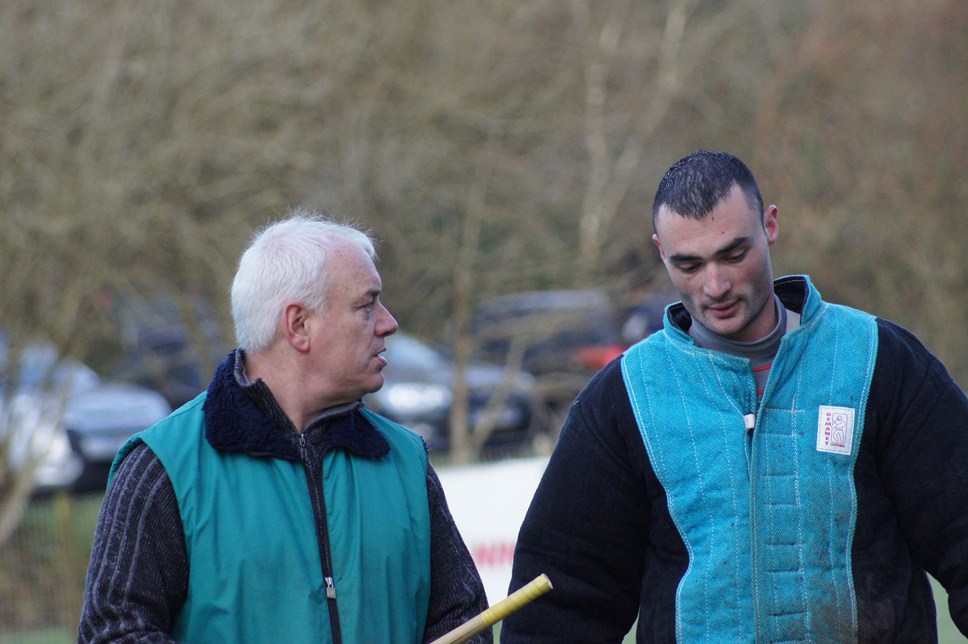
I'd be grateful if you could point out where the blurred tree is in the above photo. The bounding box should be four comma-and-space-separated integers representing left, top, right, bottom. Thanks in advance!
751, 0, 968, 382
0, 0, 964, 478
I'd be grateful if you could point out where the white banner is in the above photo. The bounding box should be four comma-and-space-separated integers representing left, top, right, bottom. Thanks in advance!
436, 456, 548, 604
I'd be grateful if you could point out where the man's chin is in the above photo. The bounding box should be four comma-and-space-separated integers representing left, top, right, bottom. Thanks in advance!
700, 315, 746, 340
365, 375, 386, 394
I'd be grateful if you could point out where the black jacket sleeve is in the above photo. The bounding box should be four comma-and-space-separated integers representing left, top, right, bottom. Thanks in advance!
502, 360, 663, 643
865, 319, 968, 635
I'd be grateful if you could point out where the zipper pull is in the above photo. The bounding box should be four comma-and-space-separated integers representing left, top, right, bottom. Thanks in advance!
744, 413, 756, 434
299, 433, 308, 461
325, 576, 337, 599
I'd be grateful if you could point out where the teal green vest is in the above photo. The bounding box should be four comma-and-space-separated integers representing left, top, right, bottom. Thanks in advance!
112, 398, 431, 643
621, 279, 877, 642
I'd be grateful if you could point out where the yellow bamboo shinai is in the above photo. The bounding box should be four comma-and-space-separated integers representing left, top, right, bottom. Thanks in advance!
429, 574, 553, 644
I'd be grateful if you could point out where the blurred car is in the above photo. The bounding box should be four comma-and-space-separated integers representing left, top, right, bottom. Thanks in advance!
466, 288, 688, 441
1, 339, 171, 494
471, 289, 628, 376
469, 290, 627, 421
113, 292, 229, 409
619, 289, 677, 345
365, 332, 537, 453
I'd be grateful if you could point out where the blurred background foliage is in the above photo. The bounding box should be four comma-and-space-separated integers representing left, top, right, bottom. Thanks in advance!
1, 0, 965, 380
0, 0, 966, 637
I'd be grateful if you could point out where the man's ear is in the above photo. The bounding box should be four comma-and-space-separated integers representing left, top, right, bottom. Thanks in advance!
652, 233, 666, 260
284, 303, 312, 353
764, 205, 779, 246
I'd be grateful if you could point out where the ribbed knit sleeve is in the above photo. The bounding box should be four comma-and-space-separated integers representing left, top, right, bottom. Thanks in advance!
78, 443, 187, 643
423, 463, 493, 643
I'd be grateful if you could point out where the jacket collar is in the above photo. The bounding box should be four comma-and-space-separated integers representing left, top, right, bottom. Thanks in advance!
202, 350, 390, 460
667, 275, 816, 336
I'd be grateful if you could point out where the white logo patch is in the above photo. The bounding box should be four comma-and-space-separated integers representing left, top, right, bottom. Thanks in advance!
816, 406, 855, 455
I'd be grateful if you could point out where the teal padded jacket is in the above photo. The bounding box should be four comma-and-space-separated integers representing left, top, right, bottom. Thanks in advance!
621, 276, 875, 640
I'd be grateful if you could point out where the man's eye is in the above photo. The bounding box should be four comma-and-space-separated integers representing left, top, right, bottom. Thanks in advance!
725, 250, 748, 263
677, 263, 700, 274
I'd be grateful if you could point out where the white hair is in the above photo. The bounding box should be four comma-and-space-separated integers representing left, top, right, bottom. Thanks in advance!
231, 209, 376, 353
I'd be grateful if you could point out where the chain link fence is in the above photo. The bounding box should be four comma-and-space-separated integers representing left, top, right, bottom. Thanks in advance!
1, 492, 102, 643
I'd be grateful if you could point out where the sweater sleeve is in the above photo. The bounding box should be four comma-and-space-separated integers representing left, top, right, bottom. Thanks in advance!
78, 443, 188, 643
423, 462, 492, 643
501, 360, 658, 643
867, 319, 968, 636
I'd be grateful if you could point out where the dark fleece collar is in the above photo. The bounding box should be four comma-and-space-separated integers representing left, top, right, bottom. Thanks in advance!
667, 275, 810, 333
202, 350, 390, 461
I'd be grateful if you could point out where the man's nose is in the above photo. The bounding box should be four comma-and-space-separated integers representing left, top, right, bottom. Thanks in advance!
377, 303, 399, 336
703, 265, 731, 299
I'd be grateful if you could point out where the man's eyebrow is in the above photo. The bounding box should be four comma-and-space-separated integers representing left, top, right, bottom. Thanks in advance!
354, 287, 381, 303
668, 236, 751, 263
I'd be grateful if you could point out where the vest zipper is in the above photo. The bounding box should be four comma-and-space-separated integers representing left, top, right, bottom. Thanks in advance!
742, 412, 756, 475
299, 432, 343, 643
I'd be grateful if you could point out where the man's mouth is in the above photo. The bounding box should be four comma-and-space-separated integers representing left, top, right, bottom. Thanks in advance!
375, 349, 388, 367
706, 300, 740, 319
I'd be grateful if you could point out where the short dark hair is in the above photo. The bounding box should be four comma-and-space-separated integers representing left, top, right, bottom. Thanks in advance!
651, 150, 764, 227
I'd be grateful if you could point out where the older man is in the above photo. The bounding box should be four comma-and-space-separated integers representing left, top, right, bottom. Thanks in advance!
80, 212, 490, 643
